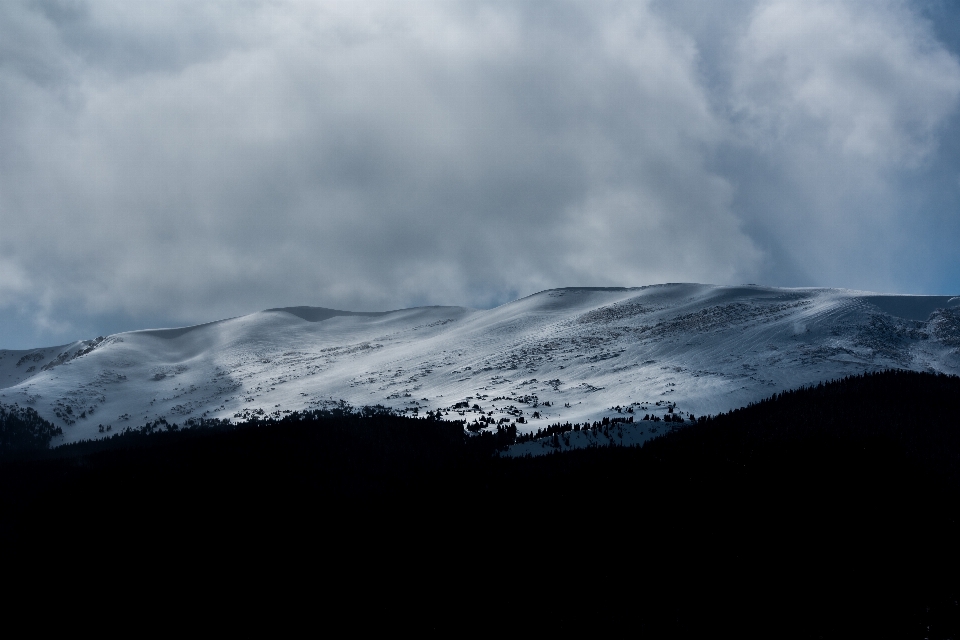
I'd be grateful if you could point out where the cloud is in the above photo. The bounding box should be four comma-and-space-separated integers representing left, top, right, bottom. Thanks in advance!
734, 0, 960, 163
0, 0, 958, 347
721, 0, 960, 287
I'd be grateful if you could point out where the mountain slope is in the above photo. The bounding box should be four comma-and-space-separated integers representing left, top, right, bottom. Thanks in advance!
1, 284, 958, 445
4, 371, 959, 636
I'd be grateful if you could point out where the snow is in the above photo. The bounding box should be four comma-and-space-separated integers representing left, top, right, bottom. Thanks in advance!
863, 295, 956, 321
502, 419, 673, 458
0, 283, 958, 446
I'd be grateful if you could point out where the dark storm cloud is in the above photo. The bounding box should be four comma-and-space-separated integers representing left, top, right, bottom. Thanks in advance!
1, 0, 959, 348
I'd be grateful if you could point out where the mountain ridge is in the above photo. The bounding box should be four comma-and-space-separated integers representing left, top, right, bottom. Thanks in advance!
1, 283, 958, 445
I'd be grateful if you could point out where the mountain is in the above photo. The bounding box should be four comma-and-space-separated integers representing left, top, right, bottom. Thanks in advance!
1, 283, 958, 445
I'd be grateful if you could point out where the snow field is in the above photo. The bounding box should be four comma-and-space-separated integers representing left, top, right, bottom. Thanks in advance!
1, 284, 957, 446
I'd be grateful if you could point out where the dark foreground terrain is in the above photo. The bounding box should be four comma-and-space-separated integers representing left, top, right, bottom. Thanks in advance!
2, 370, 959, 636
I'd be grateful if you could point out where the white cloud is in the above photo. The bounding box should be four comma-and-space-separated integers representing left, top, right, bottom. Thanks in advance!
0, 0, 958, 347
722, 0, 960, 287
733, 0, 960, 164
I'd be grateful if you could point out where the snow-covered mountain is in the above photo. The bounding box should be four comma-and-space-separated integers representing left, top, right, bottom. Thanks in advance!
1, 284, 958, 446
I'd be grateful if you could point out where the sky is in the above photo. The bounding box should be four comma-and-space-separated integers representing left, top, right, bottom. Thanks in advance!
2, 0, 960, 349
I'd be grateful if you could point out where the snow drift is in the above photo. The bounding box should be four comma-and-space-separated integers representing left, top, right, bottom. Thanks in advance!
1, 284, 957, 445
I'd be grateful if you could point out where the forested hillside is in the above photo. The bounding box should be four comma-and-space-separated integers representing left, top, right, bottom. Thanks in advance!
2, 370, 958, 636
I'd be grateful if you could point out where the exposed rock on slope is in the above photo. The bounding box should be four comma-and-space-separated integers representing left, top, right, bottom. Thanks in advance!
1, 284, 957, 445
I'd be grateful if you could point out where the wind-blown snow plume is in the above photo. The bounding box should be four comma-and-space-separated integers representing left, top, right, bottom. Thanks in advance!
1, 284, 957, 445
